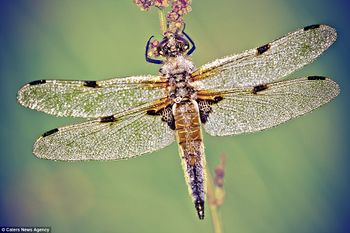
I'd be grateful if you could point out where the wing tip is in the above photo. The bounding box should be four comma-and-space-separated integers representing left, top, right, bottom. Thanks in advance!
33, 134, 68, 161
32, 138, 44, 160
16, 84, 30, 107
329, 78, 341, 98
308, 76, 340, 100
17, 80, 47, 106
303, 24, 337, 44
319, 24, 337, 43
322, 24, 337, 43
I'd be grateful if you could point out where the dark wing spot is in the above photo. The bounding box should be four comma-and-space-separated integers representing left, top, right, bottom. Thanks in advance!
147, 106, 175, 130
198, 97, 224, 123
308, 76, 326, 80
166, 116, 176, 130
83, 81, 99, 88
257, 43, 271, 55
198, 101, 211, 123
304, 24, 320, 31
146, 109, 160, 116
100, 115, 116, 123
199, 111, 210, 124
213, 96, 223, 103
252, 84, 268, 94
42, 128, 59, 137
162, 106, 176, 130
29, 80, 46, 86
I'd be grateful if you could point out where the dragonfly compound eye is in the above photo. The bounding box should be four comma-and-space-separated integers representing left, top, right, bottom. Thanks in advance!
158, 34, 190, 57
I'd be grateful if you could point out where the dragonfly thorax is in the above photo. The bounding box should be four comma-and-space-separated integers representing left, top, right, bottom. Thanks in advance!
161, 56, 196, 102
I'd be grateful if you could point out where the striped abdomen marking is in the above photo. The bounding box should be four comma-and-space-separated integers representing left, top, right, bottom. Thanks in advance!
173, 100, 206, 220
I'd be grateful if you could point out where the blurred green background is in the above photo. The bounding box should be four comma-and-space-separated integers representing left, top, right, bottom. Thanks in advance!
1, 1, 349, 233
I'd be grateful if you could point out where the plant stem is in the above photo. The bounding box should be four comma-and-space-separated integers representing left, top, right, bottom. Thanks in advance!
207, 167, 223, 233
157, 9, 167, 34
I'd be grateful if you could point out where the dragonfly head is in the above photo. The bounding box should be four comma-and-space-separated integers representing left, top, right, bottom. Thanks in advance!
158, 34, 190, 58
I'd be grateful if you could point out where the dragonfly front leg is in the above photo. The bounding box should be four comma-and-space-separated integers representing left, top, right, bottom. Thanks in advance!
145, 36, 164, 64
182, 24, 196, 56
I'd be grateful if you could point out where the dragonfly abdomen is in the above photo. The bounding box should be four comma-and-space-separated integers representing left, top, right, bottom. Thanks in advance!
173, 100, 206, 219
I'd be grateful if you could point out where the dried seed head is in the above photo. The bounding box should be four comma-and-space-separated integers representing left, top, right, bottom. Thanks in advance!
134, 0, 154, 11
134, 0, 192, 35
154, 0, 168, 8
214, 154, 226, 188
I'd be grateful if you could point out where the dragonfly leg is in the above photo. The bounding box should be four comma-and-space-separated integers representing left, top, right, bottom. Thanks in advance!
182, 24, 196, 56
145, 36, 163, 65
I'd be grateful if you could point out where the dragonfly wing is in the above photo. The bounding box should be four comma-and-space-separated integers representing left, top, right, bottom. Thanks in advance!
191, 24, 337, 90
17, 75, 167, 118
200, 77, 339, 136
33, 111, 175, 160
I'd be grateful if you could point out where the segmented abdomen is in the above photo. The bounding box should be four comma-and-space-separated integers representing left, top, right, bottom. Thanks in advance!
173, 100, 206, 219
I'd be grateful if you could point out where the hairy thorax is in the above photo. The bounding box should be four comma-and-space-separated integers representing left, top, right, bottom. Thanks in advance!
160, 56, 197, 103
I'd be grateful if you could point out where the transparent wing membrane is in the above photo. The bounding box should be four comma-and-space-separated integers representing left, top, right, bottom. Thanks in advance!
17, 76, 167, 118
202, 77, 339, 136
18, 23, 340, 166
192, 25, 337, 90
33, 112, 175, 161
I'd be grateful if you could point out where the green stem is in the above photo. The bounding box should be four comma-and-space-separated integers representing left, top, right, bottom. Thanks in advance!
207, 167, 223, 233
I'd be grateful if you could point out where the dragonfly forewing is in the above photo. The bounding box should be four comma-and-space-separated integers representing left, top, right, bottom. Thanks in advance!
191, 24, 337, 90
17, 75, 167, 118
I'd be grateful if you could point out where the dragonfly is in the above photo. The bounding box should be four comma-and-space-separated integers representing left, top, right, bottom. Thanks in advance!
17, 24, 339, 220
